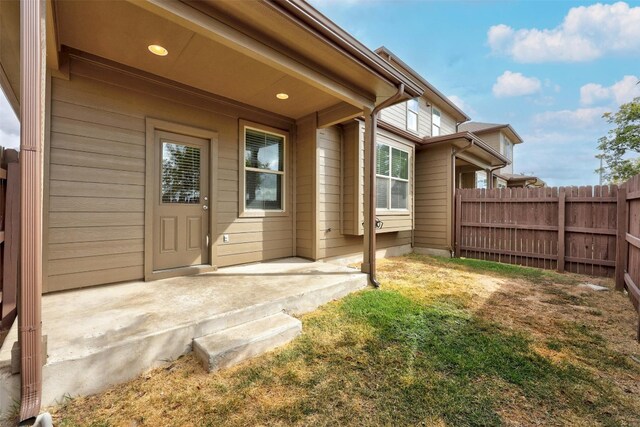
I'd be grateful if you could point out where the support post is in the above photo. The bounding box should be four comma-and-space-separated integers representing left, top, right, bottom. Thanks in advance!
362, 109, 373, 274
615, 186, 628, 291
557, 188, 566, 273
19, 0, 45, 421
455, 191, 462, 257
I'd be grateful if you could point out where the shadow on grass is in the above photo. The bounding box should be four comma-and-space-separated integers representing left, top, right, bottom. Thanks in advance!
333, 289, 630, 426
416, 253, 582, 286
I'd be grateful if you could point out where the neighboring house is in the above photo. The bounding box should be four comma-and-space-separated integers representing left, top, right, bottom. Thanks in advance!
458, 122, 544, 188
0, 0, 428, 419
374, 47, 509, 257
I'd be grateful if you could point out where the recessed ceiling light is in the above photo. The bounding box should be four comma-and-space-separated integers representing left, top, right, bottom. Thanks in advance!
148, 44, 168, 56
276, 93, 289, 100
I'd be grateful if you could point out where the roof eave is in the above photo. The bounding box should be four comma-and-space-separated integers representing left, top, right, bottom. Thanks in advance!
265, 1, 424, 100
374, 46, 471, 122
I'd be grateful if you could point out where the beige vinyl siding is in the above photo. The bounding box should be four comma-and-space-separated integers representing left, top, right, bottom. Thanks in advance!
295, 114, 317, 259
414, 145, 452, 251
439, 108, 457, 135
381, 98, 431, 138
341, 120, 364, 235
46, 72, 293, 292
380, 103, 405, 131
477, 131, 513, 174
318, 124, 412, 260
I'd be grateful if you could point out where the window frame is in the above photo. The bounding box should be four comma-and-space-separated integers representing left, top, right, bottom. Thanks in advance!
375, 142, 410, 212
238, 120, 289, 218
431, 107, 441, 136
406, 98, 419, 133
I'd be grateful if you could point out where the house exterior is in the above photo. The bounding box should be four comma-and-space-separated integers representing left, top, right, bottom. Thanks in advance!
459, 122, 545, 188
374, 48, 509, 257
1, 0, 431, 420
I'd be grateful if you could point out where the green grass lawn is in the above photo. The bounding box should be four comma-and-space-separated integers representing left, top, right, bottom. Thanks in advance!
52, 255, 640, 427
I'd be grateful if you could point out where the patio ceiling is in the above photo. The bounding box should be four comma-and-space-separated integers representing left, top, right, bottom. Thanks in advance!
51, 0, 420, 120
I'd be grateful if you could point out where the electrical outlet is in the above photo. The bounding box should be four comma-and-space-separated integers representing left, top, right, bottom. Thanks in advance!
223, 234, 229, 243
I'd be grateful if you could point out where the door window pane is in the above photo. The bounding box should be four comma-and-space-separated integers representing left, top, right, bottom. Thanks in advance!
161, 142, 200, 204
246, 171, 282, 210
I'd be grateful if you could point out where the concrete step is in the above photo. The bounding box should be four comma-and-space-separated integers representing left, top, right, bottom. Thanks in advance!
193, 312, 302, 372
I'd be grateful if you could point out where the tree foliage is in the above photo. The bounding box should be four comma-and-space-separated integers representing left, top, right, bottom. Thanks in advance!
597, 96, 640, 183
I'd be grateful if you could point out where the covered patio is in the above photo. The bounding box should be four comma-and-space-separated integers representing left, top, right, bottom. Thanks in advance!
0, 258, 366, 412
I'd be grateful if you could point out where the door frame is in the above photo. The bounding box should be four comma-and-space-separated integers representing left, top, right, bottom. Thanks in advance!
144, 118, 219, 281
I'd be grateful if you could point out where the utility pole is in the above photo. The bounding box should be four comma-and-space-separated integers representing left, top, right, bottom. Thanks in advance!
595, 154, 604, 185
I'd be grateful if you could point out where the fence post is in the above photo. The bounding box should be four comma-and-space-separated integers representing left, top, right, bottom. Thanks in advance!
615, 185, 628, 291
557, 188, 566, 273
455, 191, 462, 258
1, 161, 19, 330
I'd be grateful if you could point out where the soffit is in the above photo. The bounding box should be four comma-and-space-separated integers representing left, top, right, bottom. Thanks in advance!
195, 0, 400, 101
55, 0, 342, 119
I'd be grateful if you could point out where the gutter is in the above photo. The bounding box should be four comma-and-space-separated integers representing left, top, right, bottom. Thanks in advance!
487, 163, 507, 189
366, 83, 406, 288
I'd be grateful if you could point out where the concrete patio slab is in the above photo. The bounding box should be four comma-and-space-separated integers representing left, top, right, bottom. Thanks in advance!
0, 258, 366, 417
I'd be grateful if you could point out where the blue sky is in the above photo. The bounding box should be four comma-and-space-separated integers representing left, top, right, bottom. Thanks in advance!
1, 1, 638, 186
310, 0, 640, 186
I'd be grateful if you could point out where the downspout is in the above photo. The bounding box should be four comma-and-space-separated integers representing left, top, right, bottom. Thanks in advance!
487, 163, 507, 189
450, 140, 473, 257
366, 83, 405, 288
19, 0, 45, 421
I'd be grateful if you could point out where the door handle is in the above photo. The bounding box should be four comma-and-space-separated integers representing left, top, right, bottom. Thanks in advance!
203, 205, 208, 211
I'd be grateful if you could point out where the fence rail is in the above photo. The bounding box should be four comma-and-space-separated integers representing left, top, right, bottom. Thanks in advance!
455, 185, 620, 277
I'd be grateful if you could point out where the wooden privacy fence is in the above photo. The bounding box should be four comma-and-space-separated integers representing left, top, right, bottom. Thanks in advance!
455, 186, 620, 277
0, 147, 20, 343
617, 174, 640, 340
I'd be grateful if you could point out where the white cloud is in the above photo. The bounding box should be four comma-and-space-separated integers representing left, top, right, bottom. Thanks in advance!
488, 2, 640, 62
580, 75, 640, 106
0, 91, 19, 149
532, 107, 608, 129
446, 95, 474, 115
492, 71, 541, 98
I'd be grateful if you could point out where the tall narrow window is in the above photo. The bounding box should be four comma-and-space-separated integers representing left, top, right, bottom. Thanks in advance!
376, 143, 409, 210
406, 99, 419, 133
244, 127, 285, 211
432, 108, 441, 136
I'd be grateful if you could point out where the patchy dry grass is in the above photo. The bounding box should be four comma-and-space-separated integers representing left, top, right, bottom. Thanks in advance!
51, 255, 640, 427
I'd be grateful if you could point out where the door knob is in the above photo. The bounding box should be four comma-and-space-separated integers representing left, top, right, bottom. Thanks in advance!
203, 205, 209, 210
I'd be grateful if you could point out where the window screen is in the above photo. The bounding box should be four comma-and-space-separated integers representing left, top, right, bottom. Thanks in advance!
244, 128, 285, 211
406, 99, 419, 133
376, 143, 409, 210
432, 108, 441, 137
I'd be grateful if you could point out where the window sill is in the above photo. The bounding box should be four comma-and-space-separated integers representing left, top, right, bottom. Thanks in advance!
376, 210, 411, 217
239, 209, 289, 218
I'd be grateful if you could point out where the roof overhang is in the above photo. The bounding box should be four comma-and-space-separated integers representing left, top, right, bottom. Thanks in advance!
419, 131, 510, 167
496, 173, 546, 187
469, 124, 524, 144
375, 46, 470, 123
40, 0, 424, 121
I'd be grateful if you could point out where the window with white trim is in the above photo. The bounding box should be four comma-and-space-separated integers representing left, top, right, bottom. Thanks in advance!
376, 143, 409, 210
432, 108, 441, 136
406, 99, 419, 133
501, 135, 513, 161
475, 171, 487, 189
243, 126, 285, 211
